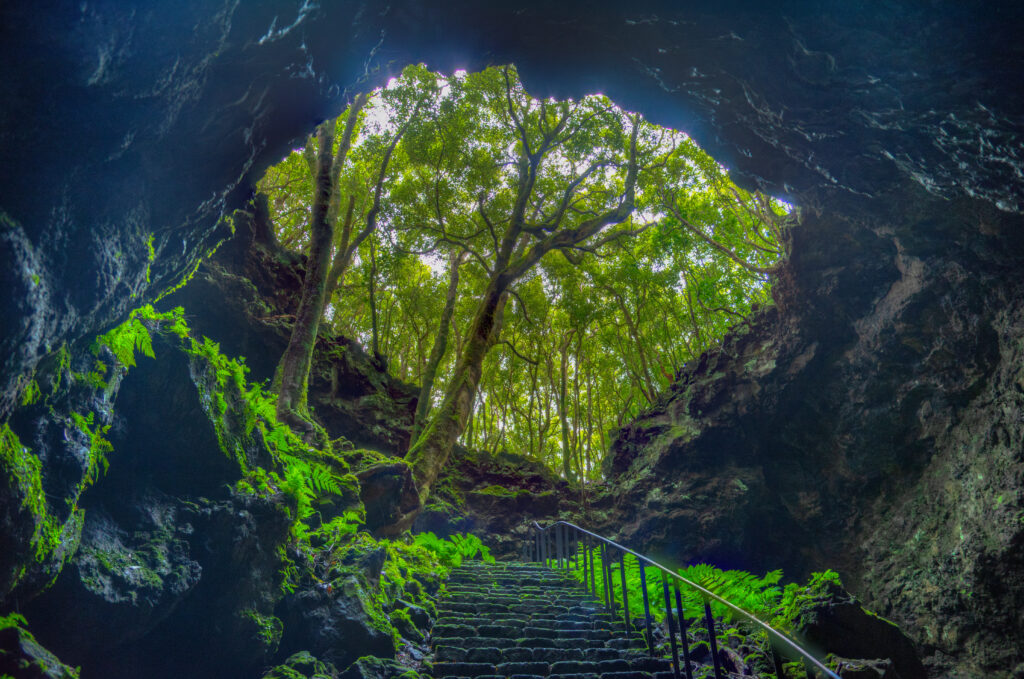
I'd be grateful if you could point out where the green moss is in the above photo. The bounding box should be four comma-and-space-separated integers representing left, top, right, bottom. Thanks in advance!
144, 233, 156, 284
0, 612, 81, 678
260, 651, 337, 679
18, 378, 41, 407
1, 424, 57, 565
69, 412, 113, 485
242, 608, 283, 652
472, 484, 518, 497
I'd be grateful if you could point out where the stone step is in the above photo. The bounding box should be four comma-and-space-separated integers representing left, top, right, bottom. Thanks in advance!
429, 562, 707, 679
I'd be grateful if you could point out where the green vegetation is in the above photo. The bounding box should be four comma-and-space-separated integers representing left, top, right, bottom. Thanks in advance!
259, 63, 789, 498
566, 543, 848, 667
242, 608, 284, 653
0, 424, 59, 569
410, 531, 494, 568
0, 612, 81, 679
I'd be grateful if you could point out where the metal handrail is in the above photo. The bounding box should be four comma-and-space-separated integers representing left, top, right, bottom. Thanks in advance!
526, 520, 841, 679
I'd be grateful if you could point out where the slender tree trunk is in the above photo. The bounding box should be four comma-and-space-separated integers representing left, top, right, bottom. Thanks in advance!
368, 240, 380, 358
557, 330, 575, 481
275, 122, 336, 436
606, 286, 656, 402
411, 250, 465, 444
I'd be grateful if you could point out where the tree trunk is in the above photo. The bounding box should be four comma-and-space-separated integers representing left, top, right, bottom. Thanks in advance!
275, 121, 336, 436
368, 240, 380, 358
406, 282, 507, 499
412, 250, 465, 444
558, 329, 575, 481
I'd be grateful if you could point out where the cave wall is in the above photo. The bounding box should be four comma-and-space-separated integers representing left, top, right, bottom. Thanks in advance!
1, 1, 1023, 677
596, 189, 1024, 675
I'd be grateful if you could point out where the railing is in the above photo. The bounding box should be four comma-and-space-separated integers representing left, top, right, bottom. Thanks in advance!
524, 520, 841, 679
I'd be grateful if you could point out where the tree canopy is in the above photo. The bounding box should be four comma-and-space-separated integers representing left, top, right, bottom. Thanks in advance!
258, 64, 790, 497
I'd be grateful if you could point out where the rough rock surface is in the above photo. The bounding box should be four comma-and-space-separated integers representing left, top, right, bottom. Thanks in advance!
596, 193, 1024, 675
0, 613, 80, 679
5, 231, 419, 677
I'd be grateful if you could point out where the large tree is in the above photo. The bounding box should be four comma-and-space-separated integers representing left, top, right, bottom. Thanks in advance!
260, 64, 790, 511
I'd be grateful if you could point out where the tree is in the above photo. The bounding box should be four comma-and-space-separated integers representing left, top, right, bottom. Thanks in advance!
274, 95, 365, 437
402, 65, 657, 506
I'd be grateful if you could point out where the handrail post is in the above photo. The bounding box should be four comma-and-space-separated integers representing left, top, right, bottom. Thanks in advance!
571, 527, 577, 572
673, 583, 693, 679
638, 559, 655, 656
601, 543, 613, 613
563, 524, 569, 570
587, 537, 597, 597
662, 577, 681, 679
557, 522, 565, 569
703, 598, 725, 679
618, 550, 630, 637
585, 536, 593, 589
771, 642, 787, 679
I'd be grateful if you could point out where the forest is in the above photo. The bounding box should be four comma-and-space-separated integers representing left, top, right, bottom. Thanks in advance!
259, 64, 788, 496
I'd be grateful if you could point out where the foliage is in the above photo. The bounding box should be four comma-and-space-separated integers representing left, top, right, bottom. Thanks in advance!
92, 310, 155, 369
0, 424, 60, 567
410, 531, 495, 568
568, 542, 844, 661
260, 64, 791, 482
69, 412, 113, 485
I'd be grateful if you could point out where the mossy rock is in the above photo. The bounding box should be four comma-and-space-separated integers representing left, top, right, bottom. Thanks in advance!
0, 613, 80, 679
788, 579, 926, 679
338, 655, 419, 679
260, 650, 338, 679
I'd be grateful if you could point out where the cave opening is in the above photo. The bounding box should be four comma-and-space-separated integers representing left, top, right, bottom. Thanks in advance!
255, 62, 792, 484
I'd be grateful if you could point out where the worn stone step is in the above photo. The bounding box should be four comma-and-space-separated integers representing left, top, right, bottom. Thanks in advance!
433, 636, 517, 649
475, 624, 520, 639
515, 637, 606, 650
629, 657, 672, 673
583, 648, 625, 662
495, 661, 550, 676
431, 662, 497, 677
531, 647, 584, 663
550, 660, 600, 674
464, 647, 505, 664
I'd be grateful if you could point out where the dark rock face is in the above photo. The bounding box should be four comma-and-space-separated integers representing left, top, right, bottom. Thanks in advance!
596, 193, 1024, 675
1, 1, 1022, 677
278, 546, 395, 669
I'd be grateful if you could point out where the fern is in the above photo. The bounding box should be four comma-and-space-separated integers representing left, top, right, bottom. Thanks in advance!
309, 466, 342, 496
411, 531, 494, 568
94, 316, 154, 368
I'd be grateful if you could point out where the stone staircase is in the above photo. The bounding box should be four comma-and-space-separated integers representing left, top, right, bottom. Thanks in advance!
427, 561, 691, 679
